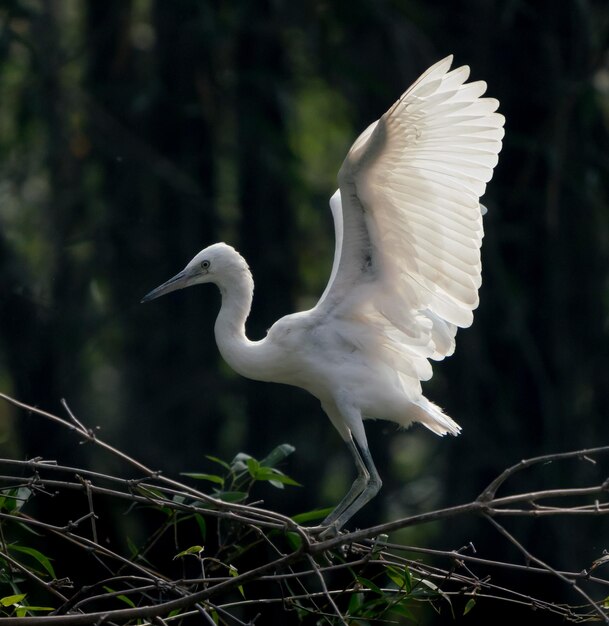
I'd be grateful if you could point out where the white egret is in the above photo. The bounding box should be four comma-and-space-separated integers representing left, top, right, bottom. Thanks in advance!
142, 56, 504, 534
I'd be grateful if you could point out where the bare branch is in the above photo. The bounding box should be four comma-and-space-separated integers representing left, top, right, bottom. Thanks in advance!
0, 391, 606, 624
478, 446, 609, 502
484, 514, 608, 624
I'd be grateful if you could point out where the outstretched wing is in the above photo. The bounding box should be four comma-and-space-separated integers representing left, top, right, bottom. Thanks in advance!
315, 56, 504, 384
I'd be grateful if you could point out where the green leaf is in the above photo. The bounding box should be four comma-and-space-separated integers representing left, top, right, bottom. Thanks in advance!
103, 587, 136, 608
0, 594, 26, 607
17, 605, 54, 613
386, 565, 413, 593
388, 602, 417, 621
135, 485, 165, 500
214, 491, 247, 503
356, 576, 383, 595
386, 565, 405, 589
174, 545, 204, 560
291, 507, 334, 524
464, 598, 476, 615
9, 545, 55, 578
16, 521, 42, 537
260, 443, 295, 468
13, 487, 31, 512
0, 487, 31, 514
126, 536, 139, 559
254, 467, 301, 486
205, 455, 230, 470
229, 565, 245, 598
194, 514, 206, 541
284, 532, 303, 551
246, 458, 260, 478
231, 452, 253, 472
403, 567, 413, 593
370, 534, 388, 559
181, 472, 224, 486
421, 578, 437, 588
359, 599, 393, 620
347, 591, 364, 615
115, 596, 136, 609
413, 577, 453, 608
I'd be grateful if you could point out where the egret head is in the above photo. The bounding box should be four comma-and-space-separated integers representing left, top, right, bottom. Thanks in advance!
141, 242, 250, 303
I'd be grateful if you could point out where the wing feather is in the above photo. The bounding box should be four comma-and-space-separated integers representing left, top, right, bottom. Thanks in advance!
314, 56, 504, 394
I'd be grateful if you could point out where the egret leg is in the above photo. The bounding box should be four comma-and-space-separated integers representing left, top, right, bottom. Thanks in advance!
322, 435, 369, 528
323, 439, 382, 535
320, 401, 383, 536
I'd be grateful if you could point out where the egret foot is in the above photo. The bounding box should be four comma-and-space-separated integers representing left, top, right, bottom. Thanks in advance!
304, 524, 329, 537
318, 523, 341, 540
305, 523, 343, 539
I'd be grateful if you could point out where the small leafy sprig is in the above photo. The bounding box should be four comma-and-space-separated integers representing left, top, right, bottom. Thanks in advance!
181, 443, 301, 503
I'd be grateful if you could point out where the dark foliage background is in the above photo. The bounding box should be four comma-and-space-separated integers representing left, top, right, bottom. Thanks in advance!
0, 0, 608, 622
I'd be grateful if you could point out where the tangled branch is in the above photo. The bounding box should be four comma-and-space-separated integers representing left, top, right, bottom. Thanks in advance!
0, 391, 607, 624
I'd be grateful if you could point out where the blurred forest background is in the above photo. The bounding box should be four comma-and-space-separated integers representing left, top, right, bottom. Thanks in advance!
0, 0, 608, 622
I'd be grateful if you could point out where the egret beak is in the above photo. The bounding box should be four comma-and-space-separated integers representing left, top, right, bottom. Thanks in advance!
141, 268, 191, 303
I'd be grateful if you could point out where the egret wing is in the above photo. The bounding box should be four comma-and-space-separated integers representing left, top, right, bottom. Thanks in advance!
318, 190, 344, 306
315, 56, 504, 384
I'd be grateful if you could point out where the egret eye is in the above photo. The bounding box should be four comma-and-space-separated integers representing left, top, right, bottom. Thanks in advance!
200, 260, 210, 270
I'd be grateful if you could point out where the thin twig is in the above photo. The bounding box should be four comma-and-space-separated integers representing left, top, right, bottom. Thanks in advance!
484, 514, 609, 624
307, 555, 348, 625
478, 445, 609, 502
77, 475, 98, 544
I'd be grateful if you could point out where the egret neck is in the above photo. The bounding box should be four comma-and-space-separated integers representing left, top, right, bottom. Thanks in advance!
212, 255, 264, 381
